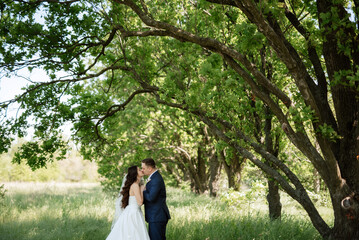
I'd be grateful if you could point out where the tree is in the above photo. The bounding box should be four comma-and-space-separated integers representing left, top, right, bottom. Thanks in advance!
1, 0, 359, 238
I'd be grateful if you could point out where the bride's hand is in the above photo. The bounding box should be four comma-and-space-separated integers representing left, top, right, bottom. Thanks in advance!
141, 185, 146, 191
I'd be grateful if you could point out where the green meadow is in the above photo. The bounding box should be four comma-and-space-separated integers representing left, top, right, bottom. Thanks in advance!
0, 182, 332, 240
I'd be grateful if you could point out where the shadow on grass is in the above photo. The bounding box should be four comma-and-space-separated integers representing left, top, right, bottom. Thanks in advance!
1, 184, 112, 240
167, 214, 321, 240
0, 214, 110, 240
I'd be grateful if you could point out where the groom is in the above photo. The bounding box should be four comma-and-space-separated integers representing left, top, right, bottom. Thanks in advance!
141, 158, 171, 240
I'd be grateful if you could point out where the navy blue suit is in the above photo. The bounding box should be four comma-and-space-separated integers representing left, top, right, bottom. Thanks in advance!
143, 171, 171, 240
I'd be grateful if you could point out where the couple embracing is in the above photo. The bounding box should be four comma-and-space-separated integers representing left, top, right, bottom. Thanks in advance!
106, 158, 171, 240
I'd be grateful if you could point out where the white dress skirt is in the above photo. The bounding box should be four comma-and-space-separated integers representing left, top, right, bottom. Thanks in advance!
106, 196, 150, 240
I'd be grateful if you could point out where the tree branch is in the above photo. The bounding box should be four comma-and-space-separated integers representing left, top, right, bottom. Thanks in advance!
205, 0, 237, 7
1, 60, 127, 108
78, 28, 119, 76
282, 2, 327, 96
114, 0, 292, 109
94, 89, 154, 140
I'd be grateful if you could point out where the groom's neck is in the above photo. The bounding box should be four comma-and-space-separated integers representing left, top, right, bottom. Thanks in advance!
149, 168, 157, 176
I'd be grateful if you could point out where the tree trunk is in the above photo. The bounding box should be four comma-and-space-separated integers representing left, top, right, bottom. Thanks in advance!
196, 146, 207, 194
263, 102, 282, 220
329, 189, 359, 239
220, 149, 245, 190
208, 152, 221, 197
316, 2, 359, 238
177, 148, 205, 193
267, 179, 282, 220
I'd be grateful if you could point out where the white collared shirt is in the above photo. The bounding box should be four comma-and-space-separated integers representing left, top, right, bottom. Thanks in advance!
147, 169, 158, 182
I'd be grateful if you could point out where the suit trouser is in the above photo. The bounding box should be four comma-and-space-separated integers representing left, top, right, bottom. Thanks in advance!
148, 221, 168, 240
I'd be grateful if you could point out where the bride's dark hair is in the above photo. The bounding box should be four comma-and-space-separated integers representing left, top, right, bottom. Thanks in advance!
121, 166, 138, 208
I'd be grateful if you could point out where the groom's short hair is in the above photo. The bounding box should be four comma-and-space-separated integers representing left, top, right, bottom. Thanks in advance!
142, 158, 156, 168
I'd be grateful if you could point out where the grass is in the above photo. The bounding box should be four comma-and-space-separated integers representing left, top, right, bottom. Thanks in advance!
0, 182, 110, 240
0, 182, 331, 240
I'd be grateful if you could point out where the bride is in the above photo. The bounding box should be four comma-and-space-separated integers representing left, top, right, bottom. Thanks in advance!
106, 166, 150, 240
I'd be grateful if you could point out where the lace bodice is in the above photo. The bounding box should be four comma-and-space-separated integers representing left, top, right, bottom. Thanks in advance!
128, 196, 140, 207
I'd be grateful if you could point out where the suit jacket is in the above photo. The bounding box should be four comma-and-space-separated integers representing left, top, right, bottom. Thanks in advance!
143, 171, 171, 223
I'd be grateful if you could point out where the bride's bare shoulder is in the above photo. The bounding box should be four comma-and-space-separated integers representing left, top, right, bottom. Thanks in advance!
130, 182, 140, 189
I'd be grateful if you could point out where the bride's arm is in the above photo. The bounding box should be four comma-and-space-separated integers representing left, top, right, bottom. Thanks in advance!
140, 185, 145, 198
133, 183, 144, 206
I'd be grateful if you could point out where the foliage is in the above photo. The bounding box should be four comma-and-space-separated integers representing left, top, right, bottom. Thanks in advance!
306, 190, 331, 207
220, 183, 331, 212
220, 181, 267, 209
0, 139, 98, 182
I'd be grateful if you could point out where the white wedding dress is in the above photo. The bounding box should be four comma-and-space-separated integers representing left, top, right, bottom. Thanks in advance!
106, 196, 150, 240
